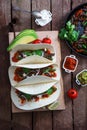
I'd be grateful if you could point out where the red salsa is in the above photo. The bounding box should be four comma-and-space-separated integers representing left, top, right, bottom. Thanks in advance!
64, 57, 77, 70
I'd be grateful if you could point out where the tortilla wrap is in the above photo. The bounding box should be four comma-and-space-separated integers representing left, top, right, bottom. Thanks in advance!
10, 44, 56, 68
11, 82, 61, 110
8, 64, 60, 94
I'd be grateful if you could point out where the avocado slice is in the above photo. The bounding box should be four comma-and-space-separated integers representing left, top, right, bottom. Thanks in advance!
7, 29, 38, 51
14, 29, 37, 39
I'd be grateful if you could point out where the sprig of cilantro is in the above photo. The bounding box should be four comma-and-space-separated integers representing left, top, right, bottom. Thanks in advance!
59, 21, 79, 43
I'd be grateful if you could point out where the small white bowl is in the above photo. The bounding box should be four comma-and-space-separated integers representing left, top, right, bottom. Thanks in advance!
76, 69, 87, 87
63, 55, 78, 73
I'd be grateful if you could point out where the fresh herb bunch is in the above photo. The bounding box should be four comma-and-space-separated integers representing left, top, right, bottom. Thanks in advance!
59, 21, 79, 43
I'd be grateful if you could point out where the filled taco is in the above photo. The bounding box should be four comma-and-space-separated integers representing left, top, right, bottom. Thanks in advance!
8, 64, 60, 94
10, 44, 56, 68
11, 83, 61, 110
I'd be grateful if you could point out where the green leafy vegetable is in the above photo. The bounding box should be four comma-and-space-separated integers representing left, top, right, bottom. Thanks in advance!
23, 51, 32, 56
23, 93, 32, 100
43, 67, 55, 74
82, 21, 87, 26
59, 21, 79, 43
82, 44, 87, 49
22, 68, 30, 74
32, 50, 43, 56
58, 28, 68, 40
81, 34, 87, 39
66, 21, 75, 31
46, 88, 53, 95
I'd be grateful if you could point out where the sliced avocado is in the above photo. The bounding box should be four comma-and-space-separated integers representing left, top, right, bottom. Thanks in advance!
7, 34, 37, 51
7, 29, 38, 51
9, 33, 37, 45
14, 29, 37, 39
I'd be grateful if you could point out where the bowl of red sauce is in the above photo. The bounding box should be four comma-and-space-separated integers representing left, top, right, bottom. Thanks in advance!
63, 55, 78, 73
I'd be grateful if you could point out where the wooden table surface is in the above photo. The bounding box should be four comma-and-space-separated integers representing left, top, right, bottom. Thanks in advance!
0, 0, 87, 130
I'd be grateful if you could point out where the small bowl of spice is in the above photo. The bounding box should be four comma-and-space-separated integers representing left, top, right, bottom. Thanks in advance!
63, 55, 78, 73
76, 69, 87, 87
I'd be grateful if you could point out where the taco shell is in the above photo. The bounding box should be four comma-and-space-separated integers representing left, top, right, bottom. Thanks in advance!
10, 44, 56, 68
8, 64, 60, 94
11, 82, 61, 110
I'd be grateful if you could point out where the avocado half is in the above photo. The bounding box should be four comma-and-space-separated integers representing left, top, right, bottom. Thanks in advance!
7, 29, 38, 51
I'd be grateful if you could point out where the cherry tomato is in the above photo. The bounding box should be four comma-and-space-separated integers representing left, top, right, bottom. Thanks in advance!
42, 37, 51, 44
32, 39, 41, 44
67, 88, 78, 99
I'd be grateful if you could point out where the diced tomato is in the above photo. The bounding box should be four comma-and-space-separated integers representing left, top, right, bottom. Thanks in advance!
51, 72, 57, 77
35, 96, 39, 102
12, 52, 19, 62
15, 89, 20, 94
14, 75, 23, 82
20, 98, 26, 104
47, 49, 51, 54
42, 94, 49, 98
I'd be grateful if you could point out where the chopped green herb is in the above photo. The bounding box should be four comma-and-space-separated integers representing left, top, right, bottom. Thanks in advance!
22, 68, 30, 74
46, 88, 53, 95
81, 34, 87, 38
59, 21, 79, 43
23, 51, 32, 56
82, 21, 87, 26
82, 44, 87, 49
23, 93, 32, 100
32, 50, 43, 56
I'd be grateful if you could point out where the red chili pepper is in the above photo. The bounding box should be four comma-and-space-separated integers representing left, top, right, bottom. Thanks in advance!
75, 9, 83, 17
76, 49, 84, 53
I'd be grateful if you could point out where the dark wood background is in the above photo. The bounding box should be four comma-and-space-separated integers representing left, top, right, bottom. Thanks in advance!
0, 0, 87, 130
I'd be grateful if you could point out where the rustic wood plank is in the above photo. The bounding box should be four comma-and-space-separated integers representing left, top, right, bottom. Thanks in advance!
0, 27, 11, 130
32, 0, 51, 31
72, 1, 87, 130
11, 1, 33, 130
72, 0, 83, 8
0, 0, 11, 130
12, 113, 32, 130
52, 0, 73, 129
0, 119, 11, 130
0, 0, 11, 29
52, 0, 63, 30
33, 111, 52, 130
31, 1, 52, 130
12, 0, 31, 31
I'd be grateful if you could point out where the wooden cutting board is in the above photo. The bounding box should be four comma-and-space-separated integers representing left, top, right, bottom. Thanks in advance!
8, 31, 65, 113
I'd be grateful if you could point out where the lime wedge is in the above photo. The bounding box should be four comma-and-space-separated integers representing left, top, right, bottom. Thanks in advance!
48, 101, 59, 110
